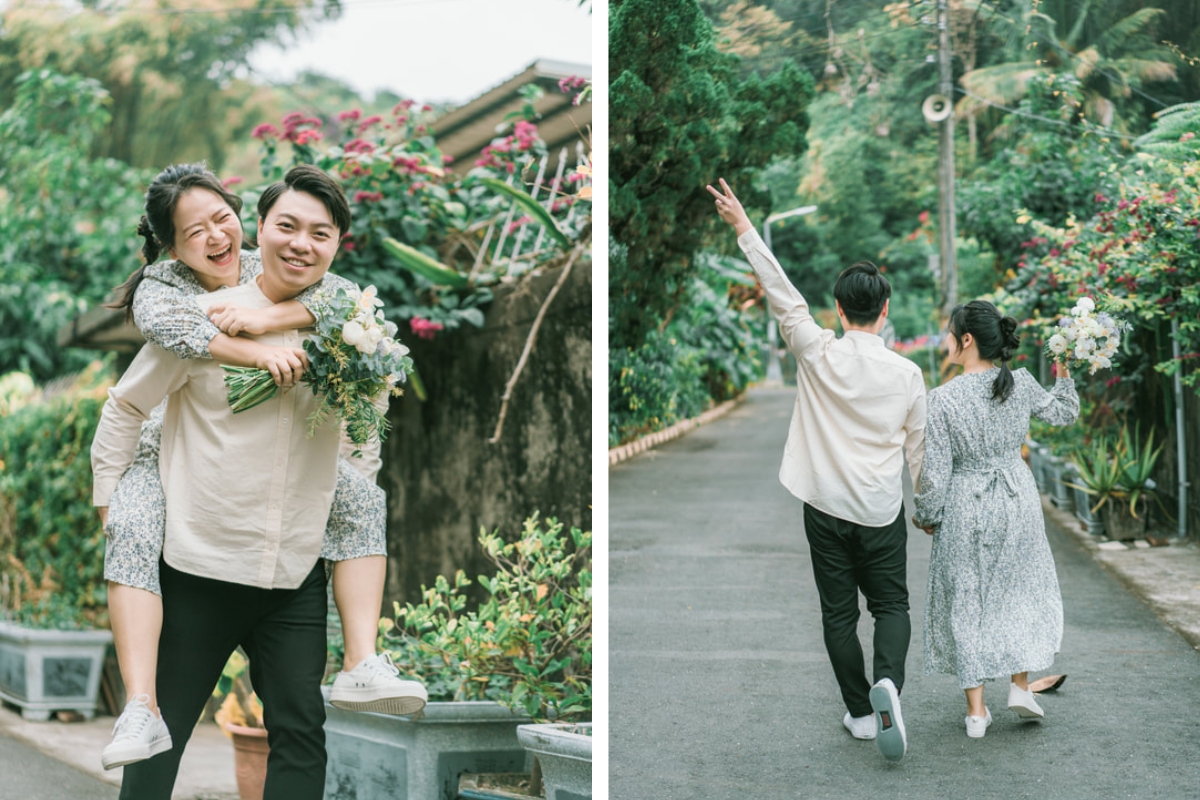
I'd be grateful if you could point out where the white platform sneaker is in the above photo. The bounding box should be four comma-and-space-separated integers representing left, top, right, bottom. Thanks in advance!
1007, 682, 1045, 720
329, 652, 428, 715
101, 694, 173, 770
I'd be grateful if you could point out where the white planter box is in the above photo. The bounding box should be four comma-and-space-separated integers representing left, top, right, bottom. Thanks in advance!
0, 621, 112, 721
322, 687, 532, 800
518, 723, 592, 800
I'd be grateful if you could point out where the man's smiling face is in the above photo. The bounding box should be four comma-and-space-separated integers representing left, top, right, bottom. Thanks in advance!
256, 188, 340, 302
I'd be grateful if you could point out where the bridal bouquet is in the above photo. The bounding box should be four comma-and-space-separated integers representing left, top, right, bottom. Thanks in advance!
223, 285, 413, 445
1044, 296, 1127, 375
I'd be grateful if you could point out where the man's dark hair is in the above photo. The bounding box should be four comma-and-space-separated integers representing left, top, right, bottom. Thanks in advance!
833, 261, 891, 327
258, 164, 351, 235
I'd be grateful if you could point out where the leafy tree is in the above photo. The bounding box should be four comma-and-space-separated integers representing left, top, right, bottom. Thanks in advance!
610, 0, 813, 349
958, 1, 1178, 137
0, 0, 337, 170
957, 74, 1122, 274
0, 70, 148, 381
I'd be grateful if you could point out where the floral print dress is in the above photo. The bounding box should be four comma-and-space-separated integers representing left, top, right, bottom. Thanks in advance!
103, 253, 388, 595
913, 368, 1079, 689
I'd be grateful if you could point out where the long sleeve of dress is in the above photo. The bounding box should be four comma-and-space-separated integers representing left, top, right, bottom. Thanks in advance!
736, 229, 826, 358
912, 390, 951, 529
132, 261, 219, 360
1031, 376, 1080, 426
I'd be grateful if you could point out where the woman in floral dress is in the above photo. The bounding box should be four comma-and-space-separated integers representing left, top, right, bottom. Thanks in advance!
913, 300, 1078, 738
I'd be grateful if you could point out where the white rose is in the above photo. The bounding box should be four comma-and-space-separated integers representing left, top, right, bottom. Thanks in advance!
1047, 334, 1069, 355
387, 340, 410, 358
342, 319, 366, 346
1075, 296, 1095, 313
354, 326, 384, 355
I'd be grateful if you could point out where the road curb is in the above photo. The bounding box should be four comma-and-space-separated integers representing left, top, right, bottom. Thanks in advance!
608, 394, 746, 467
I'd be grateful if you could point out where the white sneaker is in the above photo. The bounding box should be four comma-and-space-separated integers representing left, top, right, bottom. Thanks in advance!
868, 677, 907, 762
843, 712, 876, 740
329, 652, 428, 715
966, 708, 993, 738
101, 694, 172, 770
1008, 682, 1045, 720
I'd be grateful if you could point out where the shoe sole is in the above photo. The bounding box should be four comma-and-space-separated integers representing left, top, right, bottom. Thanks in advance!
102, 734, 173, 771
1009, 703, 1044, 720
329, 695, 428, 716
869, 683, 906, 762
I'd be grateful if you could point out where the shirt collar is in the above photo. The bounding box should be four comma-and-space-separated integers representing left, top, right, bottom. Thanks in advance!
842, 329, 884, 346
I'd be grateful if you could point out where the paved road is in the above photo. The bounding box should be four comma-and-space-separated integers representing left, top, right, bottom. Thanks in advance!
0, 731, 119, 800
610, 386, 1200, 800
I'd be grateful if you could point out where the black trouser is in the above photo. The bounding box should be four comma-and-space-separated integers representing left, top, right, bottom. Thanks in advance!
120, 560, 329, 800
803, 503, 910, 718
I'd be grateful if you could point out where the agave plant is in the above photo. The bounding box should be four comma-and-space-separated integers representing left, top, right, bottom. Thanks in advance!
1068, 434, 1124, 515
1070, 425, 1166, 520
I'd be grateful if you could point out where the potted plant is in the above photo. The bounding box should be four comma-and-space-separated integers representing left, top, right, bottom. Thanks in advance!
0, 368, 114, 721
212, 649, 268, 800
1070, 427, 1165, 542
1103, 426, 1165, 542
321, 513, 592, 800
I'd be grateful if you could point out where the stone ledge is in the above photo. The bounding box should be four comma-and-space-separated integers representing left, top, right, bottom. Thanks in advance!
608, 395, 746, 467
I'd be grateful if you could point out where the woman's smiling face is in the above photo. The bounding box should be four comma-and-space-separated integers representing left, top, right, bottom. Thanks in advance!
168, 188, 244, 291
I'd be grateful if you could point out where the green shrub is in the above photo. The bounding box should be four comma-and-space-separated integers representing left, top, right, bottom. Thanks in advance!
382, 514, 591, 723
609, 331, 710, 447
0, 363, 113, 629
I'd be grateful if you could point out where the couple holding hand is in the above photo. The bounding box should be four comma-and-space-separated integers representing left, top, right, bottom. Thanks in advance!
708, 180, 1077, 760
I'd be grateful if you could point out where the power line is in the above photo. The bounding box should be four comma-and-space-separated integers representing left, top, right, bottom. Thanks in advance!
954, 86, 1140, 141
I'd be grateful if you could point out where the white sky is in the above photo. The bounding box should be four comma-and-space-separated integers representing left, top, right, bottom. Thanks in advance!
249, 0, 594, 105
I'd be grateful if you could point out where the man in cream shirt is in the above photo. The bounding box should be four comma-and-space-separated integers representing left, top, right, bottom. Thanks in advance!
92, 165, 352, 799
708, 179, 926, 763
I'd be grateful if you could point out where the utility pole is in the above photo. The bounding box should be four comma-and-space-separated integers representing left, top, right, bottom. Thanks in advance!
936, 0, 957, 320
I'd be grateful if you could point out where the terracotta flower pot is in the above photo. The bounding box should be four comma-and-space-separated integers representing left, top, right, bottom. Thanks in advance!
225, 722, 270, 800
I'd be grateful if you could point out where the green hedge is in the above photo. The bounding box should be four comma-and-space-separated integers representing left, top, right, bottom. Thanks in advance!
0, 365, 111, 629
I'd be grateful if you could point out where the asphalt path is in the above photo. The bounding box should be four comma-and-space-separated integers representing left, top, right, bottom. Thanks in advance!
0, 730, 119, 800
610, 386, 1200, 800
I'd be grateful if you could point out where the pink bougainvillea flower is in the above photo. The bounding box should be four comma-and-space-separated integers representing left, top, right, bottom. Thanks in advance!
294, 130, 322, 145
353, 190, 384, 203
252, 123, 280, 139
358, 115, 384, 133
222, 176, 244, 188
506, 215, 532, 234
344, 138, 376, 154
338, 109, 363, 122
410, 317, 444, 340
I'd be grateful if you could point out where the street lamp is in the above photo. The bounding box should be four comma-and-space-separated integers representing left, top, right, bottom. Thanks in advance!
761, 205, 818, 383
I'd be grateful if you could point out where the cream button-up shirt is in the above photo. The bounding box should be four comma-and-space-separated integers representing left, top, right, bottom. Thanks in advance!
738, 229, 927, 527
91, 282, 341, 589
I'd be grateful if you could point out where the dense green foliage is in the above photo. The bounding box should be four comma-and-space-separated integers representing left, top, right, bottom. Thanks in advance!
384, 515, 592, 722
0, 365, 112, 629
0, 0, 336, 170
610, 0, 1199, 446
0, 71, 147, 381
609, 249, 765, 446
609, 0, 812, 349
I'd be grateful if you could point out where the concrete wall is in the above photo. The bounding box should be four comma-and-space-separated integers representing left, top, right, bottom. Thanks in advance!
379, 259, 592, 606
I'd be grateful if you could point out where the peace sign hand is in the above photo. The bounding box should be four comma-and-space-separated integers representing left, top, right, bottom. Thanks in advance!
705, 178, 754, 236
